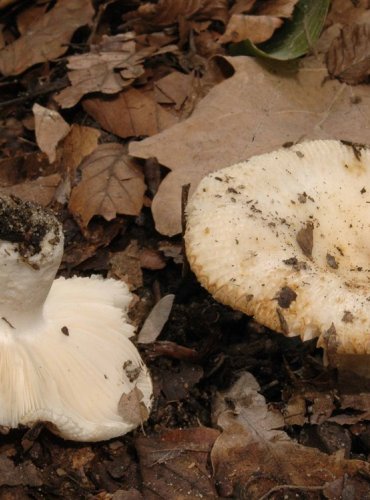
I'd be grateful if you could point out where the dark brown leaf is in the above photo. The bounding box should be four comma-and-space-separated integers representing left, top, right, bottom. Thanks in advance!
326, 23, 370, 84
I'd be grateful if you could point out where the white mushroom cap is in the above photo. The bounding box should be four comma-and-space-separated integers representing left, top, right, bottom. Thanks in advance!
185, 140, 370, 362
0, 196, 152, 441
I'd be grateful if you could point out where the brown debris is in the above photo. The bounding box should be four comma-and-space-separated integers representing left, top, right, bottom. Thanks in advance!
296, 221, 314, 259
327, 23, 370, 84
276, 286, 297, 309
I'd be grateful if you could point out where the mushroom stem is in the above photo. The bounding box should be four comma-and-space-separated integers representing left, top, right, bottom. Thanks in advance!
0, 197, 63, 330
0, 196, 153, 441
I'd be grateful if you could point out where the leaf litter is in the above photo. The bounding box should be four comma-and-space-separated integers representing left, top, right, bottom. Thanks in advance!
0, 0, 370, 498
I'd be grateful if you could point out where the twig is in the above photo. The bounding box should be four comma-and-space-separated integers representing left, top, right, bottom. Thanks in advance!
0, 79, 67, 110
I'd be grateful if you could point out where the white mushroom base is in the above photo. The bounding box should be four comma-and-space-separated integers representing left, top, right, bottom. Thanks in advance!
0, 276, 152, 441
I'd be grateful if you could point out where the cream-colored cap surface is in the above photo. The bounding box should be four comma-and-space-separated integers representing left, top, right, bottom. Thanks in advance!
185, 140, 370, 355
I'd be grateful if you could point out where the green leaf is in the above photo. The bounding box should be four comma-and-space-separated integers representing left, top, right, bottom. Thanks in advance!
229, 0, 330, 61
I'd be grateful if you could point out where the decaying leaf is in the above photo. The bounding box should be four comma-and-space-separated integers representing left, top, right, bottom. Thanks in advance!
256, 0, 299, 18
135, 428, 220, 499
211, 372, 370, 498
154, 71, 192, 110
138, 294, 175, 344
55, 34, 148, 108
326, 23, 370, 85
118, 387, 149, 426
33, 104, 70, 163
0, 0, 94, 76
130, 0, 229, 29
83, 89, 177, 138
69, 143, 146, 229
129, 55, 370, 235
220, 14, 283, 44
108, 241, 143, 290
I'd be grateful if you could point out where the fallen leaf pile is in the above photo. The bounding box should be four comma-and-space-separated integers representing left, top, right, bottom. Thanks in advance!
1, 0, 370, 498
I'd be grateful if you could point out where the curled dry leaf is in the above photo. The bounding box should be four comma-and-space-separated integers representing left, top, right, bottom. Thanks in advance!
326, 23, 370, 85
108, 241, 143, 290
69, 143, 146, 229
0, 0, 94, 76
220, 14, 283, 44
130, 56, 370, 236
211, 372, 370, 498
33, 104, 70, 163
83, 88, 177, 138
55, 34, 149, 109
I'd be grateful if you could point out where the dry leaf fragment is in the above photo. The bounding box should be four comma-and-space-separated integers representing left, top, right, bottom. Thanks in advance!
0, 174, 61, 207
138, 294, 175, 344
211, 372, 370, 498
220, 14, 283, 44
0, 0, 94, 76
108, 241, 143, 290
154, 71, 192, 110
129, 56, 370, 236
83, 89, 177, 139
256, 0, 299, 18
69, 143, 146, 229
135, 427, 220, 499
118, 387, 149, 426
230, 0, 257, 15
55, 34, 147, 108
33, 104, 70, 163
0, 455, 42, 487
326, 23, 370, 85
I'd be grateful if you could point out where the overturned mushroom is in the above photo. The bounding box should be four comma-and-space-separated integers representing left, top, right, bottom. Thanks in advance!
185, 140, 370, 377
0, 196, 152, 441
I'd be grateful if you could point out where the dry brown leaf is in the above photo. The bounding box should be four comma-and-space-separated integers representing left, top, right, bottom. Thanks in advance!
328, 0, 370, 26
58, 124, 101, 179
69, 143, 146, 229
256, 0, 299, 17
220, 14, 283, 44
33, 104, 70, 163
133, 0, 229, 29
135, 428, 220, 499
0, 174, 61, 206
83, 89, 178, 138
17, 3, 48, 35
108, 241, 143, 290
118, 387, 149, 426
154, 71, 192, 110
211, 372, 370, 498
138, 294, 175, 344
230, 0, 257, 15
129, 55, 370, 236
0, 0, 94, 76
326, 23, 370, 85
139, 247, 166, 270
55, 34, 148, 108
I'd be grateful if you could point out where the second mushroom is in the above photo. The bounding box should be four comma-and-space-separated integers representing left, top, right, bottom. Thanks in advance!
185, 140, 370, 376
